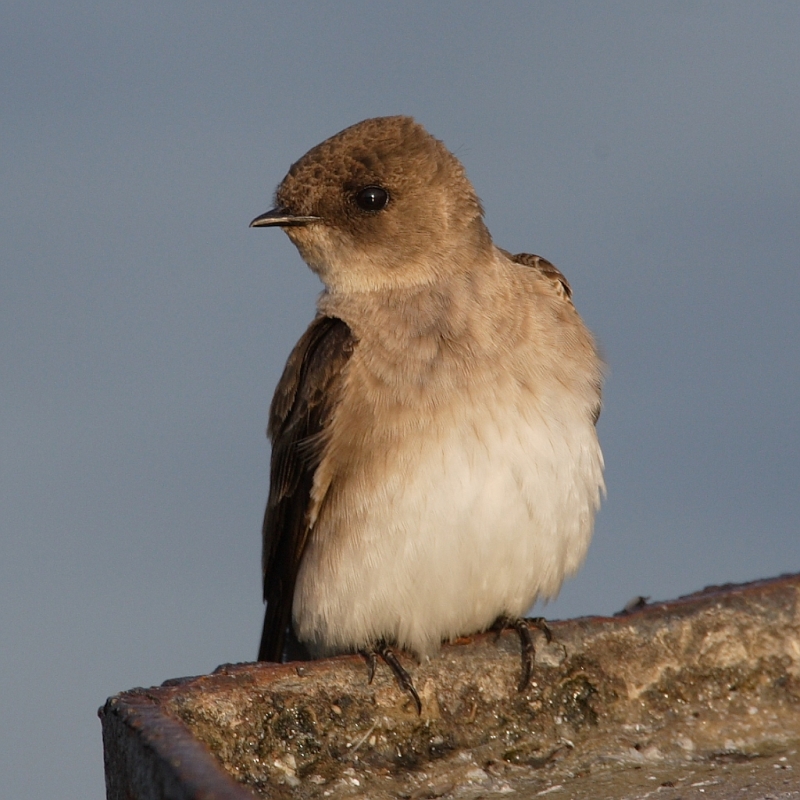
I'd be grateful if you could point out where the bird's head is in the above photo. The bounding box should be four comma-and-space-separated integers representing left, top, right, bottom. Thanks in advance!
251, 116, 491, 294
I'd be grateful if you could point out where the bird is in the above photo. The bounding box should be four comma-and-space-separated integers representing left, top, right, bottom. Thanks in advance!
250, 116, 604, 709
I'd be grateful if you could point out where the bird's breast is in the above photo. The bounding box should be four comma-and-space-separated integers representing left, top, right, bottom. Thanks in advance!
293, 364, 603, 657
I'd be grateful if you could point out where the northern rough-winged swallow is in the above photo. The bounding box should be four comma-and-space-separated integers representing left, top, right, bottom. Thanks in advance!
251, 116, 604, 709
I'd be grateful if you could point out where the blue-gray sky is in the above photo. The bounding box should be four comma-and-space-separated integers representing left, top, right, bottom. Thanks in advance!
2, 3, 799, 798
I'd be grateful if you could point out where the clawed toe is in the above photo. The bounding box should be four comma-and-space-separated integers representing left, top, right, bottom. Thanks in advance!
492, 615, 553, 692
361, 641, 421, 714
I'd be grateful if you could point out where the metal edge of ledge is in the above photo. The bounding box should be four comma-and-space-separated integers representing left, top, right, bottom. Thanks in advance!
100, 691, 258, 800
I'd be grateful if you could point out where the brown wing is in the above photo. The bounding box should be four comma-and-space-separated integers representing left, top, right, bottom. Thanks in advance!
506, 250, 602, 423
258, 316, 355, 662
509, 251, 573, 301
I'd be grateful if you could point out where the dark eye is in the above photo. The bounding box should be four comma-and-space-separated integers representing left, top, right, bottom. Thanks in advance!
354, 185, 389, 212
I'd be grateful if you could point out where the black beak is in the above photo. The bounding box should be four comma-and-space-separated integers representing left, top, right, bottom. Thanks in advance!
249, 208, 320, 228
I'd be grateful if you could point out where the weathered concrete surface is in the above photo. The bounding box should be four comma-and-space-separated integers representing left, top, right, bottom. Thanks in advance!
100, 574, 800, 799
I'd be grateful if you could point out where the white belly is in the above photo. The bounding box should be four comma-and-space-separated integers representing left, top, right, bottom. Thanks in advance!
293, 398, 604, 658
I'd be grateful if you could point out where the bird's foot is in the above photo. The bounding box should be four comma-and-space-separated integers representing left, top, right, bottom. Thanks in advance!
491, 615, 552, 692
362, 641, 421, 714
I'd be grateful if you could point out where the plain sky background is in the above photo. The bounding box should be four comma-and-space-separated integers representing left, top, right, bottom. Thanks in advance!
2, 2, 799, 798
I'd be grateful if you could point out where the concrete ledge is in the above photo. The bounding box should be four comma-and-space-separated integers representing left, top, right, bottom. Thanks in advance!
100, 573, 800, 799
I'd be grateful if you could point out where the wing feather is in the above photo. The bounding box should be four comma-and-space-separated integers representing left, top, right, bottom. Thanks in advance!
504, 249, 602, 423
258, 316, 355, 662
508, 251, 573, 301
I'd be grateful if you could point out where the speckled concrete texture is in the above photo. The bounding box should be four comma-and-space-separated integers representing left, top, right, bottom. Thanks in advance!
100, 574, 800, 799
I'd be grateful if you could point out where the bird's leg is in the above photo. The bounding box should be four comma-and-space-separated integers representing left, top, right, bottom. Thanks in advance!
364, 649, 378, 684
361, 641, 422, 714
491, 615, 552, 692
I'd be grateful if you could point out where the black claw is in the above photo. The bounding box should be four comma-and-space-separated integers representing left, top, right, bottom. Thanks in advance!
492, 615, 553, 692
364, 650, 378, 684
511, 619, 535, 692
528, 616, 553, 644
362, 641, 422, 714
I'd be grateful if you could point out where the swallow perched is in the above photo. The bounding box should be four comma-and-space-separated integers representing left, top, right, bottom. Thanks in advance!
251, 116, 604, 706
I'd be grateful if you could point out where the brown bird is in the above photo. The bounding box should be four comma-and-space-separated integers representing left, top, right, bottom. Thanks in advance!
251, 116, 604, 709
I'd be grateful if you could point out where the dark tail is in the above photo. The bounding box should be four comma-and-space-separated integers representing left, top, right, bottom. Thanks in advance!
258, 608, 311, 663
